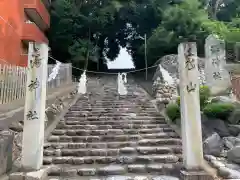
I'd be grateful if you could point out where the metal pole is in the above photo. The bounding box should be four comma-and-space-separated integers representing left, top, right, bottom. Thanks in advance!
144, 34, 147, 80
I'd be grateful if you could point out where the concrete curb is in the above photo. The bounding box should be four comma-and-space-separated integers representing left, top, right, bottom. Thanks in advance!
0, 84, 77, 130
0, 84, 76, 119
44, 93, 80, 140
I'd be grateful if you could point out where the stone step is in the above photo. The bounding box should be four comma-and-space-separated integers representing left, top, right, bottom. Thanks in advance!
43, 154, 182, 166
71, 103, 154, 105
45, 139, 181, 149
44, 146, 182, 157
65, 113, 162, 117
70, 103, 154, 106
68, 109, 157, 112
70, 103, 154, 105
70, 104, 155, 106
70, 112, 160, 115
71, 102, 153, 103
47, 175, 180, 180
68, 104, 155, 107
60, 120, 166, 126
74, 100, 150, 102
47, 164, 183, 177
55, 124, 170, 130
47, 133, 179, 143
72, 101, 153, 103
64, 119, 164, 123
64, 116, 164, 120
51, 128, 175, 136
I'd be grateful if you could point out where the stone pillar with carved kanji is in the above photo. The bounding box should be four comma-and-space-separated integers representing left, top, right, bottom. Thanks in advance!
21, 42, 48, 170
205, 34, 231, 95
178, 42, 211, 179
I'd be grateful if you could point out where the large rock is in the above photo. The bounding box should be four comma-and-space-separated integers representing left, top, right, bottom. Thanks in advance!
202, 119, 230, 137
218, 166, 240, 178
211, 96, 235, 104
223, 137, 240, 149
201, 115, 215, 140
0, 130, 14, 175
227, 146, 240, 163
152, 54, 206, 101
228, 125, 240, 136
8, 122, 23, 132
153, 54, 205, 83
203, 133, 223, 156
228, 109, 240, 124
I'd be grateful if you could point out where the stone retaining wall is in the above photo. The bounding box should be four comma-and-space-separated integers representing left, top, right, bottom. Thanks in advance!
0, 85, 78, 177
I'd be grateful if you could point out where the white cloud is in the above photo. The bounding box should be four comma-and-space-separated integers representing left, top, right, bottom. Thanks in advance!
107, 47, 135, 69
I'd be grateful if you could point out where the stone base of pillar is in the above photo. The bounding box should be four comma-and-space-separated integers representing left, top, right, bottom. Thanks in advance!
9, 167, 49, 180
180, 169, 214, 180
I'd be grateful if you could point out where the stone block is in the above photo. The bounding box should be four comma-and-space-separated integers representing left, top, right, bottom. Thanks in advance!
180, 170, 214, 180
0, 130, 14, 176
9, 167, 49, 180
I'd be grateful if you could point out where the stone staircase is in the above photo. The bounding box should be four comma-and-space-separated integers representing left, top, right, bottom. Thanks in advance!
43, 76, 183, 180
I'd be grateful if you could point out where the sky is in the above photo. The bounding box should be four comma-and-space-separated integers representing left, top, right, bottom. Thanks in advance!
107, 47, 135, 69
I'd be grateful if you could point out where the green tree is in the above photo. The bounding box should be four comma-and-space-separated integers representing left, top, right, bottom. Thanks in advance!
48, 0, 240, 71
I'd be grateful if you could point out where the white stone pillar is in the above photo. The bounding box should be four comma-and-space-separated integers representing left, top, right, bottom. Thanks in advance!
205, 34, 231, 95
21, 42, 48, 170
178, 42, 204, 170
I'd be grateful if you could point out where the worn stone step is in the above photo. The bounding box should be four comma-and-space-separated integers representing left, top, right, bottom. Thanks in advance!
47, 175, 180, 180
71, 102, 154, 105
72, 101, 153, 103
60, 120, 166, 126
64, 116, 164, 120
71, 103, 154, 105
55, 124, 170, 130
67, 109, 158, 112
51, 128, 175, 136
64, 119, 165, 124
44, 146, 182, 157
47, 132, 179, 143
45, 139, 181, 150
74, 100, 152, 102
68, 109, 158, 113
72, 102, 143, 104
64, 117, 165, 121
43, 154, 182, 166
58, 120, 166, 126
70, 105, 155, 107
47, 163, 183, 177
65, 113, 163, 117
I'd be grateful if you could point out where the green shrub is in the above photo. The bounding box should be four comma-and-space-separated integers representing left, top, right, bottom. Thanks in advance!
176, 97, 180, 106
166, 103, 180, 122
199, 85, 211, 109
176, 86, 210, 110
203, 103, 235, 120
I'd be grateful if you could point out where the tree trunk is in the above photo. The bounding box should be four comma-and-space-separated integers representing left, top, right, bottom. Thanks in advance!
98, 35, 106, 71
84, 27, 91, 70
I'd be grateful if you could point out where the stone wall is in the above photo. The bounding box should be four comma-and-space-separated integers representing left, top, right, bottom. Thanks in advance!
152, 54, 206, 105
0, 130, 13, 176
0, 86, 78, 176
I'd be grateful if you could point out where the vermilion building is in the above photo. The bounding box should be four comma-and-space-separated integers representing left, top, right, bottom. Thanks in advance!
0, 0, 50, 66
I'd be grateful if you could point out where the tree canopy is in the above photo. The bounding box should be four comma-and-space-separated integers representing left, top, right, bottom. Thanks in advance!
49, 0, 240, 72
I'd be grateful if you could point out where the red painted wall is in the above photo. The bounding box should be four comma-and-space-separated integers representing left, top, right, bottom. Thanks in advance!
0, 0, 49, 67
